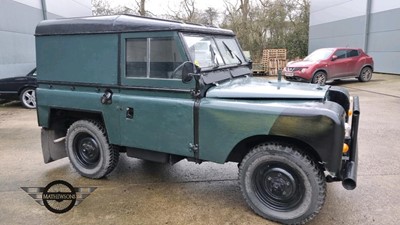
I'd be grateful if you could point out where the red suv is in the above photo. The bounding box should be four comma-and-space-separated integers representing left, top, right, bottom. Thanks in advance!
283, 48, 374, 85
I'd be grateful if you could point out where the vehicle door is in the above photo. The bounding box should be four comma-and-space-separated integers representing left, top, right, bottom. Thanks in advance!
118, 32, 196, 157
346, 49, 360, 76
328, 49, 349, 79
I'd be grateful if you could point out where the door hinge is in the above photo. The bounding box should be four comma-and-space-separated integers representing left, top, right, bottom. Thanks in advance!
189, 143, 199, 153
189, 143, 201, 163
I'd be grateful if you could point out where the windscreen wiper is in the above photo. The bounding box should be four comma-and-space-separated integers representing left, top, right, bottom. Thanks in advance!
222, 41, 242, 65
209, 44, 220, 68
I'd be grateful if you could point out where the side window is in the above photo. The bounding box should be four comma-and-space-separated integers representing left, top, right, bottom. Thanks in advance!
126, 38, 184, 79
334, 50, 347, 59
347, 49, 359, 57
126, 39, 147, 77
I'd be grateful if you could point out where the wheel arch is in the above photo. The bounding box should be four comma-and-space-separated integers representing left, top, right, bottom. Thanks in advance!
358, 64, 373, 75
18, 85, 36, 96
41, 108, 106, 164
226, 135, 323, 169
47, 108, 105, 135
312, 69, 328, 77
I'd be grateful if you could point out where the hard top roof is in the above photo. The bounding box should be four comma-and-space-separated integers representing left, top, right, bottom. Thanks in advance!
35, 14, 235, 36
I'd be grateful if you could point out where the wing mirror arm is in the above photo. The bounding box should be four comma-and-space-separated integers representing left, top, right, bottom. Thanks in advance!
181, 62, 201, 84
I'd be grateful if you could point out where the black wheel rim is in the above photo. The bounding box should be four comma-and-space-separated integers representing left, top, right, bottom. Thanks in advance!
252, 162, 305, 211
73, 133, 100, 168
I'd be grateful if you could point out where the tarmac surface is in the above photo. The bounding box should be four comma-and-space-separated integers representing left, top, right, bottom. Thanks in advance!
0, 73, 399, 225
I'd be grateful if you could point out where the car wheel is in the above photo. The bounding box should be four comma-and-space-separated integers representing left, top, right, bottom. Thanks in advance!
358, 67, 372, 82
66, 120, 119, 179
20, 88, 36, 109
239, 142, 326, 224
312, 72, 327, 85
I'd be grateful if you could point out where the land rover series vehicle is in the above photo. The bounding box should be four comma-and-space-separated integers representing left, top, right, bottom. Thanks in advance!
35, 15, 359, 224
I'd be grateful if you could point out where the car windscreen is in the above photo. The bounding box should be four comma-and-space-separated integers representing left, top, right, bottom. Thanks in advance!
182, 34, 245, 69
304, 49, 334, 61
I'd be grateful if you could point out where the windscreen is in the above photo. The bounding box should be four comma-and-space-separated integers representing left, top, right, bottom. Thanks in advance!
182, 34, 245, 69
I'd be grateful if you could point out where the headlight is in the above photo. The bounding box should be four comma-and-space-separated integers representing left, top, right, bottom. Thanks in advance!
301, 68, 308, 73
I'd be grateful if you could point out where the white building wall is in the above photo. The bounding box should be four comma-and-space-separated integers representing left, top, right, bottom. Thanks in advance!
309, 0, 400, 74
0, 0, 92, 78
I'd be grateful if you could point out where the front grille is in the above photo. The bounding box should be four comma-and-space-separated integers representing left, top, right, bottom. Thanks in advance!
287, 67, 301, 72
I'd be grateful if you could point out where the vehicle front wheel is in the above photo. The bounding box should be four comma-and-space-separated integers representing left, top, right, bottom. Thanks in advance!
239, 143, 326, 224
358, 67, 372, 82
66, 120, 119, 179
20, 88, 36, 109
312, 72, 327, 85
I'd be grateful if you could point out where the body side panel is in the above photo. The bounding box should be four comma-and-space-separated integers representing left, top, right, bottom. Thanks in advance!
198, 98, 345, 174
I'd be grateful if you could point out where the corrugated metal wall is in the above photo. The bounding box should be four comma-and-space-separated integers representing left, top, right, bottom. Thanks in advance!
0, 0, 92, 79
309, 0, 400, 74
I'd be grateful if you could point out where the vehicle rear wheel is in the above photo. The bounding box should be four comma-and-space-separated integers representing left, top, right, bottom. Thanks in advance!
239, 142, 326, 224
358, 67, 372, 82
312, 72, 327, 85
20, 88, 36, 109
66, 120, 119, 179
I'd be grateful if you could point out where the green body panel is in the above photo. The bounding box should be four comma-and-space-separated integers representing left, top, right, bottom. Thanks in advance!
36, 34, 118, 84
198, 98, 281, 163
36, 86, 121, 144
117, 90, 194, 156
198, 98, 344, 170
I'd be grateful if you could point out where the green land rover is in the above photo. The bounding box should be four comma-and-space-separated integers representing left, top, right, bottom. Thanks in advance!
35, 15, 360, 224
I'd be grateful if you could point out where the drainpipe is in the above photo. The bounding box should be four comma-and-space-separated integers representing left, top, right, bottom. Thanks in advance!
364, 0, 372, 53
40, 0, 47, 20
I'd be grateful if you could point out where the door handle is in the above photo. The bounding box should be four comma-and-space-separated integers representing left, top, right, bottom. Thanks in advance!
126, 107, 134, 119
100, 89, 113, 104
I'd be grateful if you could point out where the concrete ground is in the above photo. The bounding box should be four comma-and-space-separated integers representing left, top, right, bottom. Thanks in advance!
0, 73, 399, 225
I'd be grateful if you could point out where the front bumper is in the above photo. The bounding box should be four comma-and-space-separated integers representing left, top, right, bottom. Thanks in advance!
284, 74, 311, 83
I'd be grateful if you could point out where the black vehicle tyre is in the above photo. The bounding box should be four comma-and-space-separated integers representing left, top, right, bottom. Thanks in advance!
358, 67, 372, 82
20, 87, 36, 109
312, 71, 327, 85
66, 120, 119, 179
239, 142, 326, 225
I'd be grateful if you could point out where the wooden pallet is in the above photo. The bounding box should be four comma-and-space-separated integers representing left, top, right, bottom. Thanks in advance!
252, 49, 287, 76
262, 49, 287, 61
265, 59, 287, 76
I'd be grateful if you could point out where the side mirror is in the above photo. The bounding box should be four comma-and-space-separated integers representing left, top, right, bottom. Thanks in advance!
331, 55, 338, 61
181, 62, 197, 83
247, 60, 253, 70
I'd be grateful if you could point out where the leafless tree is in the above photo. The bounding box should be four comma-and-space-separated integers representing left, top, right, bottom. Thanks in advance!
92, 0, 310, 61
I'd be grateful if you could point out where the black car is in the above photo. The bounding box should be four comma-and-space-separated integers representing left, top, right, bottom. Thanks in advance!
0, 68, 37, 108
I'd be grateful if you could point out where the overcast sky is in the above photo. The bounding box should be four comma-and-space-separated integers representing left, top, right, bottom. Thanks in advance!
110, 0, 227, 16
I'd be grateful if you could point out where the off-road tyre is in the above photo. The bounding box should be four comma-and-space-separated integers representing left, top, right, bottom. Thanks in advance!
66, 120, 119, 179
239, 142, 326, 225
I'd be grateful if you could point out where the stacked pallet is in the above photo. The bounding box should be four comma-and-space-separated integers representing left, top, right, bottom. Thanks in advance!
261, 49, 287, 76
251, 63, 266, 76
